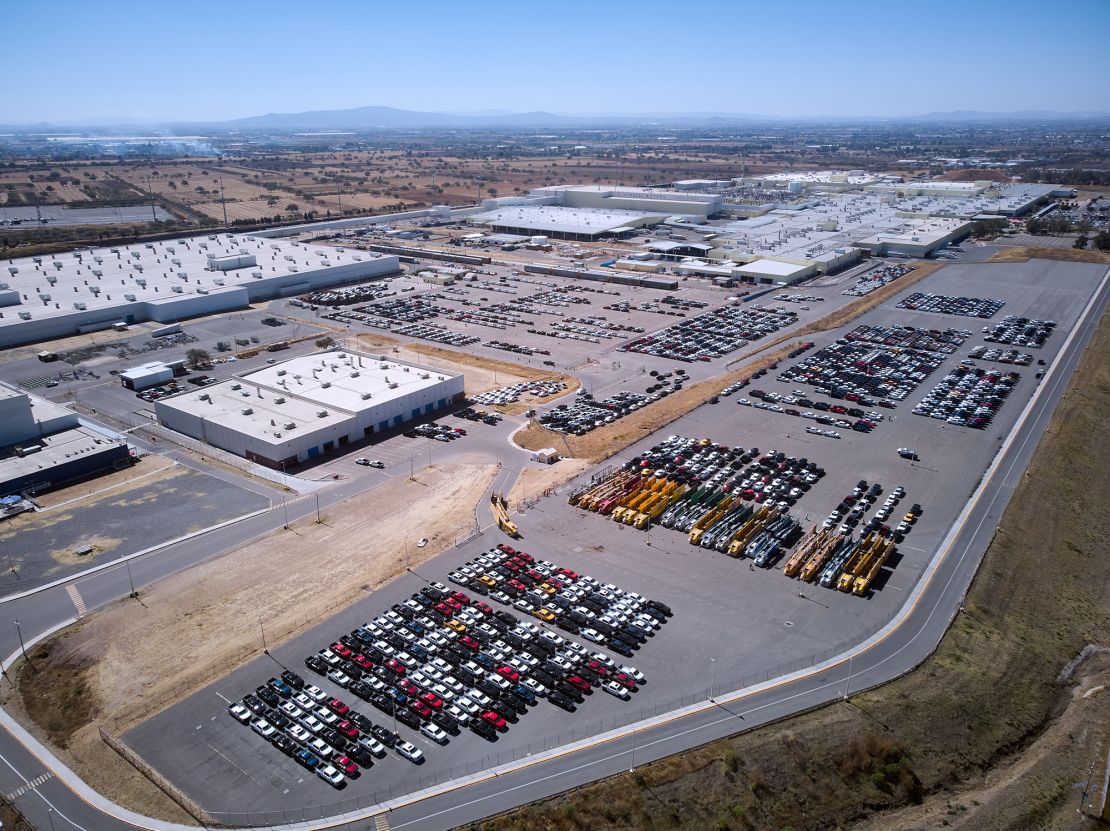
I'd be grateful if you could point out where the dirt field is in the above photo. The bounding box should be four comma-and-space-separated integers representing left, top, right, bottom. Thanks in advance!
354, 333, 580, 404
3, 461, 496, 821
507, 458, 592, 510
467, 293, 1110, 831
989, 246, 1110, 265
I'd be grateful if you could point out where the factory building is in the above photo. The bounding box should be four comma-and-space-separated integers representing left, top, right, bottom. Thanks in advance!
119, 360, 185, 391
0, 383, 130, 496
0, 234, 399, 348
154, 350, 465, 468
469, 205, 667, 241
853, 217, 972, 258
529, 184, 724, 219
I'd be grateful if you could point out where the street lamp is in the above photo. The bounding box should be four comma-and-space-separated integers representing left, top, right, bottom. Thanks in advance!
13, 619, 29, 664
709, 657, 717, 701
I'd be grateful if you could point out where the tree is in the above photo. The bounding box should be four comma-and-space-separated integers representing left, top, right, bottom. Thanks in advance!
1094, 230, 1110, 252
487, 187, 498, 198
185, 348, 211, 368
1074, 234, 1089, 250
315, 336, 336, 349
286, 203, 299, 212
215, 341, 231, 352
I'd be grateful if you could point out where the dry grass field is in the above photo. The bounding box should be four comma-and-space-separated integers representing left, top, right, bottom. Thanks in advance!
989, 246, 1110, 265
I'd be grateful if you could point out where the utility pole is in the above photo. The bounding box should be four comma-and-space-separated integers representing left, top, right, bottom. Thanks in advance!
260, 618, 269, 654
13, 620, 29, 666
843, 654, 853, 700
315, 492, 321, 523
125, 559, 137, 597
219, 175, 228, 228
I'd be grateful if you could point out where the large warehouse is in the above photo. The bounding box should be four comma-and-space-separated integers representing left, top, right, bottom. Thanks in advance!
0, 234, 399, 347
154, 350, 464, 468
470, 205, 667, 241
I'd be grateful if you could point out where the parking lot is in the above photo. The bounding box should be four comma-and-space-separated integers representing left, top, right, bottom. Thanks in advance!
120, 256, 1108, 818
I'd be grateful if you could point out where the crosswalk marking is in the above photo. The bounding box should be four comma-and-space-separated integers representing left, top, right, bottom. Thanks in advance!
5, 771, 53, 802
374, 814, 392, 831
66, 584, 87, 617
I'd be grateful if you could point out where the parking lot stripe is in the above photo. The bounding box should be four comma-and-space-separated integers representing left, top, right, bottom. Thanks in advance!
65, 584, 86, 618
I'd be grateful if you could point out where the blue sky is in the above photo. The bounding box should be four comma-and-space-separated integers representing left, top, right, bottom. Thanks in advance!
4, 0, 1109, 123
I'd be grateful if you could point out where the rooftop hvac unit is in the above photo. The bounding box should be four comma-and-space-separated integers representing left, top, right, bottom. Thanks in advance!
199, 393, 211, 401
38, 293, 51, 301
321, 381, 331, 388
130, 252, 141, 259
46, 275, 57, 284
171, 258, 181, 266
388, 382, 399, 389
135, 279, 146, 287
124, 293, 136, 301
92, 269, 103, 277
403, 367, 410, 373
166, 246, 175, 254
274, 396, 285, 404
145, 243, 155, 249
53, 261, 63, 269
360, 392, 372, 400
350, 371, 359, 378
273, 432, 282, 438
317, 410, 329, 418
171, 285, 184, 293
18, 312, 31, 320
241, 407, 253, 415
230, 383, 242, 390
73, 302, 86, 310
284, 421, 296, 430
177, 271, 187, 279
251, 271, 262, 278
420, 373, 430, 379
276, 369, 287, 376
7, 267, 16, 275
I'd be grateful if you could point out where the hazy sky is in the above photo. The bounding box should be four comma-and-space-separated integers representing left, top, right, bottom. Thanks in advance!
5, 0, 1110, 123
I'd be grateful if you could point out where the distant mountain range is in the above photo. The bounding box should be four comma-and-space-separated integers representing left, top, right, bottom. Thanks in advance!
5, 107, 1109, 132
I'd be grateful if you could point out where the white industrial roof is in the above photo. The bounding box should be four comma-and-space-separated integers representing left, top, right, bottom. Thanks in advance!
157, 350, 459, 447
471, 206, 663, 235
736, 259, 810, 278
0, 234, 387, 327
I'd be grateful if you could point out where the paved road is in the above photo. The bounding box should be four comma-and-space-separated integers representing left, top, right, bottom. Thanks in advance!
0, 266, 1104, 831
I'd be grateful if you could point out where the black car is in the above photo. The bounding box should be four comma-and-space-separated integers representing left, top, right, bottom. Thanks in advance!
242, 694, 266, 715
445, 645, 470, 664
467, 579, 489, 596
320, 727, 343, 748
646, 600, 673, 617
347, 746, 375, 768
370, 693, 394, 714
542, 660, 566, 680
271, 734, 298, 756
489, 703, 519, 724
555, 682, 584, 704
371, 725, 399, 748
548, 690, 576, 712
499, 691, 528, 714
407, 644, 429, 662
255, 686, 279, 706
395, 709, 421, 730
609, 639, 635, 658
473, 652, 496, 670
281, 670, 306, 690
512, 683, 537, 705
455, 667, 479, 687
421, 586, 446, 602
477, 678, 503, 700
268, 710, 292, 731
431, 711, 460, 735
305, 655, 329, 676
470, 718, 497, 741
557, 618, 581, 635
348, 712, 374, 732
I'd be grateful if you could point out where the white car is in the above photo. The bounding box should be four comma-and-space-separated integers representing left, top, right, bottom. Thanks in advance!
303, 685, 327, 702
288, 725, 311, 743
280, 702, 304, 719
618, 665, 646, 684
250, 718, 275, 738
421, 723, 449, 745
326, 670, 352, 688
316, 764, 344, 787
293, 692, 315, 709
602, 680, 631, 700
318, 650, 341, 667
315, 707, 339, 725
300, 715, 324, 733
309, 737, 333, 759
453, 696, 479, 717
358, 736, 387, 757
446, 703, 472, 725
589, 652, 615, 669
466, 688, 492, 708
227, 703, 252, 723
396, 741, 425, 764
523, 678, 547, 698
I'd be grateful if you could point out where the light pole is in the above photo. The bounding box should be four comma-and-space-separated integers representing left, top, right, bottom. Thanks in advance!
260, 618, 269, 654
843, 654, 853, 701
47, 807, 56, 831
282, 494, 289, 529
315, 492, 321, 524
629, 726, 636, 772
125, 559, 136, 597
406, 567, 430, 584
709, 657, 717, 701
13, 619, 29, 666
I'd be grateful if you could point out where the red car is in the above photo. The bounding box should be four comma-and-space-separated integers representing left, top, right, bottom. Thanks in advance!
434, 601, 454, 616
409, 700, 433, 719
449, 590, 470, 605
325, 698, 350, 716
352, 654, 374, 670
421, 691, 444, 710
471, 600, 494, 616
331, 643, 353, 659
557, 567, 578, 579
507, 579, 526, 593
496, 544, 517, 556
525, 569, 544, 583
398, 679, 420, 695
565, 675, 591, 692
503, 560, 522, 573
612, 672, 638, 691
481, 710, 507, 731
585, 660, 609, 677
495, 665, 521, 683
458, 635, 480, 651
334, 755, 359, 776
385, 659, 406, 676
336, 720, 359, 739
515, 552, 535, 564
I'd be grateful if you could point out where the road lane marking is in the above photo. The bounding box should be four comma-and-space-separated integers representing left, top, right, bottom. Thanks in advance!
4, 770, 53, 801
65, 584, 87, 618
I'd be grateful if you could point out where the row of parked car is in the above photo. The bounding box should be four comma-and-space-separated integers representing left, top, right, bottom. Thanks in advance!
740, 389, 885, 434
471, 380, 566, 407
843, 324, 970, 354
912, 366, 1020, 429
896, 292, 1005, 319
967, 346, 1036, 367
777, 339, 946, 404
390, 322, 480, 347
449, 544, 671, 657
982, 316, 1055, 349
539, 389, 661, 436
619, 306, 798, 362
841, 263, 916, 297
